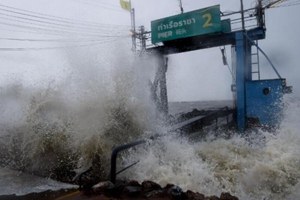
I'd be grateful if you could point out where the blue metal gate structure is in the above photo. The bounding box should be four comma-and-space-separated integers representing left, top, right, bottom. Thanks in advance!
143, 3, 292, 132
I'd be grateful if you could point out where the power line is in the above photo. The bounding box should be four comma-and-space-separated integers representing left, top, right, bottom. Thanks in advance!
0, 20, 125, 38
0, 27, 87, 38
263, 0, 300, 8
272, 0, 300, 7
273, 2, 300, 7
0, 14, 128, 36
0, 4, 130, 28
0, 12, 129, 33
70, 0, 125, 13
85, 0, 121, 8
0, 3, 131, 40
0, 21, 76, 37
0, 36, 126, 42
0, 27, 124, 39
0, 36, 129, 51
0, 10, 128, 37
0, 27, 49, 35
0, 7, 128, 31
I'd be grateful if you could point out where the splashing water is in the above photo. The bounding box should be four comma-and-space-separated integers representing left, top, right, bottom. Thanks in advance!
0, 41, 162, 182
1, 39, 299, 199
121, 96, 300, 200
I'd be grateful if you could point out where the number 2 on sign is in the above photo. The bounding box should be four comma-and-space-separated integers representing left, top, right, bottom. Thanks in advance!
202, 13, 213, 27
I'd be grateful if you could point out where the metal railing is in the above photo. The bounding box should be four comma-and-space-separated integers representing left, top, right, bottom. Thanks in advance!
170, 106, 233, 133
110, 107, 233, 184
203, 106, 231, 128
110, 140, 146, 184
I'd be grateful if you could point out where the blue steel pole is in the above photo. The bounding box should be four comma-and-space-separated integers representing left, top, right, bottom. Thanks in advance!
235, 31, 246, 132
246, 42, 252, 81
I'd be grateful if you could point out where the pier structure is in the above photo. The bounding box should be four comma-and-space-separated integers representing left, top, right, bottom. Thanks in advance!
133, 2, 291, 132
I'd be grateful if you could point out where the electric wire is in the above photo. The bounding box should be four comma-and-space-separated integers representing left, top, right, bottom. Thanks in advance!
70, 0, 125, 13
0, 20, 127, 39
0, 6, 130, 39
0, 15, 128, 37
0, 36, 129, 51
0, 27, 124, 40
0, 9, 128, 38
272, 1, 300, 7
0, 3, 126, 46
0, 8, 129, 30
0, 21, 126, 38
0, 24, 101, 38
262, 0, 300, 8
1, 27, 53, 35
0, 36, 125, 42
85, 0, 121, 8
0, 12, 129, 33
0, 4, 130, 28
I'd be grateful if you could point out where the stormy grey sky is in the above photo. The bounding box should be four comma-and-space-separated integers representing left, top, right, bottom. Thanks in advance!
0, 0, 299, 101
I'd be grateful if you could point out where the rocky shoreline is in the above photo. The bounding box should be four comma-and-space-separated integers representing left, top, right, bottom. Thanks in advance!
0, 179, 239, 200
78, 180, 239, 200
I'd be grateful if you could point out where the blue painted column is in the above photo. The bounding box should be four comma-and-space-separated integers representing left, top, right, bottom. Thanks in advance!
235, 31, 246, 132
245, 42, 252, 81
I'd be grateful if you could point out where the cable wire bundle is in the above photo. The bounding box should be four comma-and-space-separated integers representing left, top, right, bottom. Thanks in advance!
0, 2, 131, 51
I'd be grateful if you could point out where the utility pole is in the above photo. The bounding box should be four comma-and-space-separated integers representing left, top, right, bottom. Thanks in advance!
130, 8, 136, 51
130, 0, 136, 51
179, 0, 184, 14
140, 26, 146, 51
240, 0, 245, 30
257, 0, 264, 28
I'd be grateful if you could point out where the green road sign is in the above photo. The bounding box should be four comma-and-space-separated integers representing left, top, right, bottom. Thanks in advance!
151, 5, 221, 44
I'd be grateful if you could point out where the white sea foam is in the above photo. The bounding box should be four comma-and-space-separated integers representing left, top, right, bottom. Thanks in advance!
121, 95, 300, 200
0, 41, 161, 185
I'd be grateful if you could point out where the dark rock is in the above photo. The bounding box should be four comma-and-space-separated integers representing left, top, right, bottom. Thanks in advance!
70, 179, 240, 200
81, 182, 95, 195
167, 185, 188, 200
128, 180, 141, 187
145, 190, 164, 198
205, 196, 220, 200
142, 180, 162, 191
186, 190, 205, 200
92, 181, 114, 193
220, 192, 239, 200
167, 185, 182, 195
165, 183, 175, 190
123, 186, 142, 197
105, 182, 126, 197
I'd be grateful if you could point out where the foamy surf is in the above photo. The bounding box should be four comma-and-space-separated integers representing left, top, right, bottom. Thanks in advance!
0, 41, 161, 184
121, 96, 300, 200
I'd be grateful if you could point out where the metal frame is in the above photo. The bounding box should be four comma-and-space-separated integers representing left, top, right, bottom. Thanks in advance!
110, 107, 233, 184
110, 140, 146, 184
